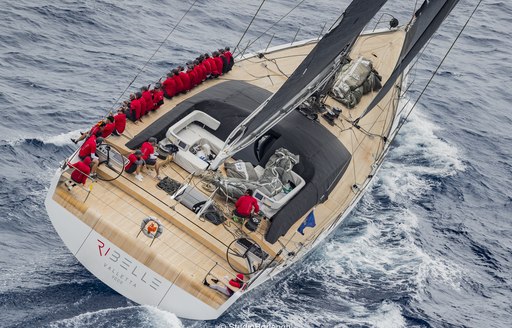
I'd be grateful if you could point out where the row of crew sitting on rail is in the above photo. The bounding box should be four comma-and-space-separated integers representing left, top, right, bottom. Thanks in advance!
71, 109, 127, 144
161, 48, 234, 100
127, 47, 233, 123
127, 84, 165, 122
65, 46, 234, 188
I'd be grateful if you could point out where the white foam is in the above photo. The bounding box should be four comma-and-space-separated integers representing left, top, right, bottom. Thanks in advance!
43, 130, 83, 146
393, 109, 465, 175
48, 305, 183, 328
268, 108, 467, 325
364, 302, 406, 328
0, 129, 82, 147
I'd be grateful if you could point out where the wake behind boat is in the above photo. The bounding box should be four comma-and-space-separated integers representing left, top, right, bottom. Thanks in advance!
45, 0, 461, 320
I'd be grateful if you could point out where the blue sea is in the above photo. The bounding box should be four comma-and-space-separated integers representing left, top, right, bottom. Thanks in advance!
0, 0, 510, 327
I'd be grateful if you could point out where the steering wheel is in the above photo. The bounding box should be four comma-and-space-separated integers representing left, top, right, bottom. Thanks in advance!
226, 237, 264, 275
96, 144, 125, 182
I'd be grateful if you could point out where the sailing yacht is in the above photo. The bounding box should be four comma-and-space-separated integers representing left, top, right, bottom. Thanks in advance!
45, 0, 460, 320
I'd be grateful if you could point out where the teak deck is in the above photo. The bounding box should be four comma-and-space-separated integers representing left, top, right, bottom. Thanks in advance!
52, 30, 406, 308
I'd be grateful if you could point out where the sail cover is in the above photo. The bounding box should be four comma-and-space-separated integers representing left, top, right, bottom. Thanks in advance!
356, 0, 460, 121
212, 0, 388, 166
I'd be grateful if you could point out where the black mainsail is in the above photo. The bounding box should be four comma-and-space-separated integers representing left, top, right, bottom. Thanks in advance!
356, 0, 460, 122
210, 0, 387, 168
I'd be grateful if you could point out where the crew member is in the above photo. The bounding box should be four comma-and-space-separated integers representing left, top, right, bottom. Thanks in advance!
203, 53, 213, 78
178, 66, 191, 93
224, 46, 234, 71
125, 149, 145, 181
129, 93, 141, 122
203, 273, 246, 297
219, 49, 229, 74
141, 86, 153, 112
163, 72, 176, 99
172, 68, 184, 94
234, 189, 259, 218
152, 82, 164, 110
113, 107, 127, 136
186, 62, 197, 89
78, 134, 103, 177
141, 137, 162, 179
71, 120, 105, 144
195, 58, 206, 82
137, 91, 147, 117
65, 156, 92, 191
212, 51, 224, 77
101, 116, 116, 138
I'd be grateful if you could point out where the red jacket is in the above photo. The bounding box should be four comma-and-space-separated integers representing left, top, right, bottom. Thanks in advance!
114, 113, 126, 134
142, 90, 153, 111
125, 153, 139, 171
235, 195, 259, 216
224, 51, 233, 66
173, 74, 184, 93
193, 65, 203, 84
200, 63, 208, 80
163, 77, 176, 98
213, 57, 224, 75
79, 135, 97, 158
102, 122, 115, 138
202, 60, 212, 75
69, 157, 91, 184
152, 89, 164, 110
179, 72, 191, 91
207, 57, 219, 75
130, 98, 141, 120
139, 96, 147, 117
140, 141, 154, 161
89, 124, 103, 138
187, 69, 197, 88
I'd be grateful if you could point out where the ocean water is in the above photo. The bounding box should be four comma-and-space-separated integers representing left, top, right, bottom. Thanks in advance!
0, 0, 511, 327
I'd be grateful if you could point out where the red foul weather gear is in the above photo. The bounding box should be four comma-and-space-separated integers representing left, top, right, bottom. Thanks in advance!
69, 157, 91, 185
142, 90, 153, 112
79, 135, 97, 159
152, 89, 164, 110
102, 122, 115, 138
130, 98, 141, 121
179, 71, 191, 92
140, 141, 154, 161
114, 112, 126, 134
235, 195, 259, 217
163, 76, 176, 99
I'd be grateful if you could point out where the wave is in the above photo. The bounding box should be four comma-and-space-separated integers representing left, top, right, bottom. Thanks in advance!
193, 107, 466, 327
47, 306, 183, 328
0, 130, 81, 148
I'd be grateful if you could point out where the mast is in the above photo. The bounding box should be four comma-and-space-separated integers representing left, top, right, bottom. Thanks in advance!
354, 0, 460, 123
209, 0, 388, 169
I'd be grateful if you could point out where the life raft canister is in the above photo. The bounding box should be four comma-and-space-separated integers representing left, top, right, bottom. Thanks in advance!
141, 216, 163, 238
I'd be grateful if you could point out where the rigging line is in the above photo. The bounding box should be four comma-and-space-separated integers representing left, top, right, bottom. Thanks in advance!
108, 0, 200, 113
233, 0, 268, 57
244, 0, 308, 52
394, 0, 483, 137
262, 55, 290, 78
